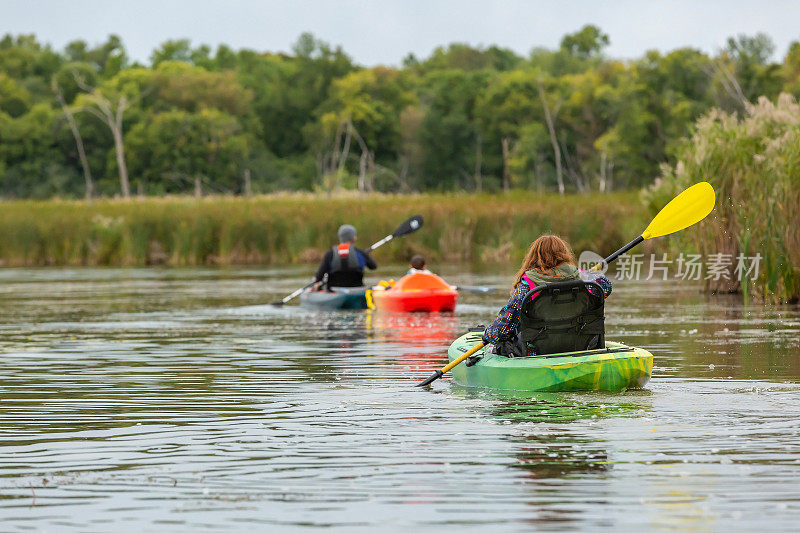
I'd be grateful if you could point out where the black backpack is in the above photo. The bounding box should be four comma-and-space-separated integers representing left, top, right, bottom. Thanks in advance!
518, 279, 605, 355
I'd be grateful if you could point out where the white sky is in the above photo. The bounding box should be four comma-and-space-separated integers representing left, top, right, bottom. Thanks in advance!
2, 0, 799, 65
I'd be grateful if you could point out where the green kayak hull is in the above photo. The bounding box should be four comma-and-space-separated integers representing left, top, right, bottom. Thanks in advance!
448, 331, 653, 392
299, 287, 368, 310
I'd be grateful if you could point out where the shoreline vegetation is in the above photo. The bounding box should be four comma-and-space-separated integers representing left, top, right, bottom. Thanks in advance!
1, 30, 798, 302
0, 191, 645, 267
652, 95, 800, 303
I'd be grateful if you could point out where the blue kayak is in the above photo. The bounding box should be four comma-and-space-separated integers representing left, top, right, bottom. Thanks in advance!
299, 287, 368, 310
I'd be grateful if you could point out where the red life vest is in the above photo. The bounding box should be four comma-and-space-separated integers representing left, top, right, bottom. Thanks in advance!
330, 243, 360, 272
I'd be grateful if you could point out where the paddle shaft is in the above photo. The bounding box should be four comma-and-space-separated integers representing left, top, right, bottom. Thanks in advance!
591, 235, 644, 271
454, 285, 495, 294
369, 235, 393, 251
443, 342, 485, 373
417, 342, 484, 386
275, 280, 317, 305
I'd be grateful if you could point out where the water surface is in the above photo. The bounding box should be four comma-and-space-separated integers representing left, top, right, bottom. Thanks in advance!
1, 266, 799, 531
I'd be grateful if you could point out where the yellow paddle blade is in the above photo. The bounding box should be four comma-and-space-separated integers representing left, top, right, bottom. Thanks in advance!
642, 182, 715, 240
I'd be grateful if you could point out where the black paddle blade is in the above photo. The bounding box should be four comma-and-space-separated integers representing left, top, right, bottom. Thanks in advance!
270, 301, 284, 307
416, 369, 443, 387
393, 215, 423, 238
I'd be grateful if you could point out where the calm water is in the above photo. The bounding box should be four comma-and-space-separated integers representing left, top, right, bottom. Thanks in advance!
1, 266, 799, 531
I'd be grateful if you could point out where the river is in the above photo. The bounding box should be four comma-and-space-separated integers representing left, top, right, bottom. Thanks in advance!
1, 266, 799, 531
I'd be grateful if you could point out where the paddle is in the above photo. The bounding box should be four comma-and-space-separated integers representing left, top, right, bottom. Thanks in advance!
591, 181, 716, 271
454, 285, 495, 294
416, 181, 716, 387
271, 215, 424, 306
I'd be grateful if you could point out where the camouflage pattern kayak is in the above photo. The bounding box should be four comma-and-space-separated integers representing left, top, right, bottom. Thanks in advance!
447, 330, 653, 392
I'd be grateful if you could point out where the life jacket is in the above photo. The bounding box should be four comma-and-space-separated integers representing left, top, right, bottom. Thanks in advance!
518, 278, 605, 355
330, 243, 361, 273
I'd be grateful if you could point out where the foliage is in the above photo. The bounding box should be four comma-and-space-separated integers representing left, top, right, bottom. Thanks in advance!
651, 94, 800, 302
0, 29, 799, 198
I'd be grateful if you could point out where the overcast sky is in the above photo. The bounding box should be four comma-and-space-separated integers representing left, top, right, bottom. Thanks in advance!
2, 0, 799, 65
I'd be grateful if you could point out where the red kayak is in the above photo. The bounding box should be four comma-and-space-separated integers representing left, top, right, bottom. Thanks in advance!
368, 272, 458, 312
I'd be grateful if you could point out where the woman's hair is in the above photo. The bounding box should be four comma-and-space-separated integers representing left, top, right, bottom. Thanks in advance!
410, 255, 426, 270
512, 235, 576, 292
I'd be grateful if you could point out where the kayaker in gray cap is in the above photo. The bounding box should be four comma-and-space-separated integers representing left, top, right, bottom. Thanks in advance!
313, 224, 377, 289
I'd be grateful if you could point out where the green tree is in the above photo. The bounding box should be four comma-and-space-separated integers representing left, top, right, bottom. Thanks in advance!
782, 41, 800, 96
0, 103, 79, 197
312, 67, 416, 191
150, 39, 193, 66
237, 34, 354, 158
408, 43, 522, 73
126, 108, 257, 194
0, 73, 31, 117
65, 35, 127, 77
417, 69, 489, 190
560, 25, 610, 58
713, 33, 782, 110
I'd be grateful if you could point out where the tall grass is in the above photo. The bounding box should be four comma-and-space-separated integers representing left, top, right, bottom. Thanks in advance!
650, 93, 800, 302
0, 191, 646, 268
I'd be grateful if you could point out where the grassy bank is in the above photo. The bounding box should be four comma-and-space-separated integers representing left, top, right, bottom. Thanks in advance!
652, 94, 800, 303
0, 192, 647, 267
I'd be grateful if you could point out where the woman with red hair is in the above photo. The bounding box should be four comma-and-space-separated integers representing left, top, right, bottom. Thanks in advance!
482, 235, 612, 356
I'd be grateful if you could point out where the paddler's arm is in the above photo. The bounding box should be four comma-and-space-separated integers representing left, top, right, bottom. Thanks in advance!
314, 249, 334, 283
481, 283, 528, 346
580, 269, 613, 299
358, 249, 377, 270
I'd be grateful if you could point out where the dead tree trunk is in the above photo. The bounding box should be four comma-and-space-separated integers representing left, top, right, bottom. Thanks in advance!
501, 137, 511, 193
337, 122, 352, 179
330, 120, 344, 175
367, 151, 375, 192
534, 153, 545, 193
111, 102, 130, 198
348, 124, 373, 194
358, 151, 367, 192
538, 78, 564, 195
599, 151, 607, 193
398, 157, 409, 192
243, 168, 252, 196
474, 132, 483, 193
53, 82, 94, 199
194, 177, 202, 198
74, 75, 131, 198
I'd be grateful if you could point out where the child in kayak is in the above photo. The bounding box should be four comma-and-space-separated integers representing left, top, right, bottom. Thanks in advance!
375, 255, 433, 290
482, 234, 611, 356
406, 255, 432, 275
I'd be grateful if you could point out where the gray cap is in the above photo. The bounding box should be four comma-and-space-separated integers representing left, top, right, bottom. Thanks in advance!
337, 224, 357, 243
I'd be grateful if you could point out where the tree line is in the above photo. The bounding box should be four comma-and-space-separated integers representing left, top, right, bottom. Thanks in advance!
1, 26, 799, 198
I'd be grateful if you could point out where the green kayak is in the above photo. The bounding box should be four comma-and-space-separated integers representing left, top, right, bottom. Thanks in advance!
299, 287, 368, 310
447, 331, 653, 392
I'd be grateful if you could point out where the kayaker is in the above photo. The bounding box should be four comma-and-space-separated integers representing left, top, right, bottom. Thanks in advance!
314, 224, 377, 289
406, 255, 432, 275
482, 234, 611, 356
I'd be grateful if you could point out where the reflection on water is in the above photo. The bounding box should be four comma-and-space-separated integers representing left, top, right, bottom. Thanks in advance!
0, 267, 799, 531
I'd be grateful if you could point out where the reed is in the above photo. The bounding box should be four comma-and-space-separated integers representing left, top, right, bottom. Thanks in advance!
0, 191, 646, 268
651, 94, 800, 302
